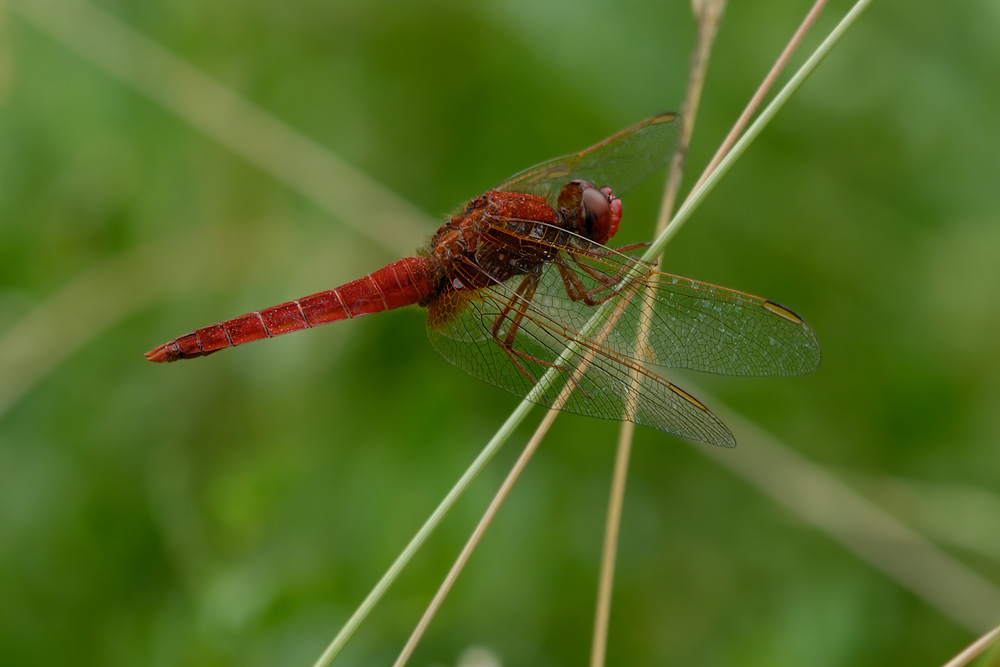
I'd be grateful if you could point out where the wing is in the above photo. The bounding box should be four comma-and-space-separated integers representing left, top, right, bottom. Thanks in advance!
425, 113, 817, 443
427, 248, 736, 447
495, 113, 681, 206
533, 262, 821, 377
485, 219, 822, 377
425, 273, 737, 447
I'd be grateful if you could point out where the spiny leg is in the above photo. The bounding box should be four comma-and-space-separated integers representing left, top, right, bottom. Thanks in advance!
489, 273, 592, 400
555, 254, 649, 307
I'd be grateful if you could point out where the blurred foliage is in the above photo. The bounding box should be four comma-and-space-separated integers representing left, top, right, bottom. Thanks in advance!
2, 0, 999, 665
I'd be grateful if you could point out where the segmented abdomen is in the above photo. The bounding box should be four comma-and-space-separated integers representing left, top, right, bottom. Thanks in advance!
145, 256, 437, 362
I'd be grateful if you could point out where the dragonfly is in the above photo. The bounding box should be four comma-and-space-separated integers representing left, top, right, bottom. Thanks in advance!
146, 113, 820, 447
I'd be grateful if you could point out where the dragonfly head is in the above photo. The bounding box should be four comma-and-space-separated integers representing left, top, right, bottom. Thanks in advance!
558, 180, 623, 245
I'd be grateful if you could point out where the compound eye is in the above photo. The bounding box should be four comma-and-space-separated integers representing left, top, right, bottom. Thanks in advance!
582, 186, 615, 243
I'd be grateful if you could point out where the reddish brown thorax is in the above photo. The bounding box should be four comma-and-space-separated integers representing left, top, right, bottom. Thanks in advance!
423, 190, 560, 293
422, 180, 622, 295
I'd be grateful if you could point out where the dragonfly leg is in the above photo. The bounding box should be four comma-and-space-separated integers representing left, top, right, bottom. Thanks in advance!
610, 241, 650, 254
555, 255, 649, 307
489, 273, 593, 400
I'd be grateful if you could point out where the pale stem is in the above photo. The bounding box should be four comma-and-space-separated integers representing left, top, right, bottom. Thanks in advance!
646, 0, 867, 261
312, 395, 544, 667
591, 2, 726, 665
331, 0, 875, 661
595, 1, 832, 664
941, 623, 1000, 667
654, 0, 727, 238
13, 0, 430, 257
687, 0, 830, 199
696, 390, 1000, 632
392, 286, 639, 667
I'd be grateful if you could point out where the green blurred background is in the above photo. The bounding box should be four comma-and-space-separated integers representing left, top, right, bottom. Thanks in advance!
2, 0, 999, 664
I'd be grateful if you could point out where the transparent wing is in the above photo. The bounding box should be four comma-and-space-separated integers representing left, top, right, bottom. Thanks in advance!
538, 264, 820, 377
426, 113, 817, 443
495, 113, 681, 206
425, 278, 737, 447
486, 219, 822, 377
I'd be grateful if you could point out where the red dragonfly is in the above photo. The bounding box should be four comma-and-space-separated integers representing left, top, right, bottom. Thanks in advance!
147, 113, 819, 446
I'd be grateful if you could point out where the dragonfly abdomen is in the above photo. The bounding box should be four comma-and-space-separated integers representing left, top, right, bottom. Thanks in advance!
145, 256, 438, 362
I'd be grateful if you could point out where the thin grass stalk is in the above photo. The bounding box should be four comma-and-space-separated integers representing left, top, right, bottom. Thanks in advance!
687, 0, 830, 200
311, 382, 552, 666
392, 279, 641, 667
695, 390, 1000, 632
316, 217, 645, 667
14, 0, 429, 256
361, 1, 874, 664
591, 2, 726, 664
643, 0, 870, 261
0, 228, 281, 419
941, 623, 1000, 667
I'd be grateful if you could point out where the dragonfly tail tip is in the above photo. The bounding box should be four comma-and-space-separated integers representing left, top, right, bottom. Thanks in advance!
144, 343, 179, 363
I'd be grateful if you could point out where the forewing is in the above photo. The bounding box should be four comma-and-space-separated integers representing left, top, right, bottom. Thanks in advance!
495, 113, 681, 206
634, 272, 821, 375
425, 276, 736, 447
476, 223, 821, 377
526, 263, 821, 376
